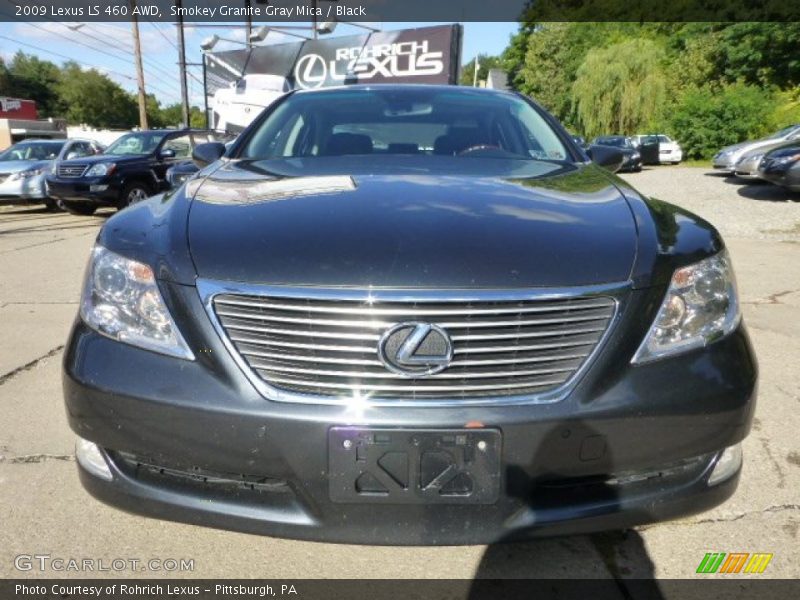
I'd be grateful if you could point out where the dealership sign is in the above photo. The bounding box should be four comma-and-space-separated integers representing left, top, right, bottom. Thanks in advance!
204, 25, 462, 133
0, 96, 38, 120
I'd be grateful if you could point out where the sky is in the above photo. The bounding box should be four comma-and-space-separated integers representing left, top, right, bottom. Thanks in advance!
0, 20, 519, 107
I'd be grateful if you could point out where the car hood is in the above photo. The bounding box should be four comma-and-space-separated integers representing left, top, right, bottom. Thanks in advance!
0, 159, 50, 173
741, 140, 798, 159
186, 157, 638, 289
721, 138, 781, 156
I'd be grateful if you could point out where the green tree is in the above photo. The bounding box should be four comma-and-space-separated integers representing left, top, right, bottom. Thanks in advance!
668, 84, 777, 160
0, 57, 12, 96
57, 62, 138, 128
516, 23, 618, 125
157, 103, 208, 128
6, 52, 64, 117
502, 23, 535, 90
460, 54, 502, 86
571, 38, 667, 138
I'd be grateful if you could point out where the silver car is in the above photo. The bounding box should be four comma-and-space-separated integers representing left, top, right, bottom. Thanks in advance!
713, 125, 800, 173
0, 139, 103, 208
733, 139, 800, 179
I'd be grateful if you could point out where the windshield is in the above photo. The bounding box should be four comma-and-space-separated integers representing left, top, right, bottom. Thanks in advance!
105, 132, 168, 156
241, 88, 570, 162
0, 141, 65, 161
595, 137, 632, 148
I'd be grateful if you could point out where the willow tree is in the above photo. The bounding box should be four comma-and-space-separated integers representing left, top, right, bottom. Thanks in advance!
571, 38, 667, 138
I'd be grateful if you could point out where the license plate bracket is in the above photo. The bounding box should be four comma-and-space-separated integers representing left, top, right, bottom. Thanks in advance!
328, 427, 501, 504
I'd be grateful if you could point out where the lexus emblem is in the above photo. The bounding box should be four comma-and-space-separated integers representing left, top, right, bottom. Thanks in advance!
294, 54, 328, 89
378, 322, 453, 377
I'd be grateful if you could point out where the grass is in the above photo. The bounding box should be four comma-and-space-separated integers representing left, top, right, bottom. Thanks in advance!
680, 159, 713, 168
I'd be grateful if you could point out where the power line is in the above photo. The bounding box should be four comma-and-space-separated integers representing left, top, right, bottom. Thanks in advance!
0, 34, 136, 84
78, 22, 205, 92
83, 22, 185, 81
63, 23, 179, 84
145, 19, 179, 52
15, 24, 181, 101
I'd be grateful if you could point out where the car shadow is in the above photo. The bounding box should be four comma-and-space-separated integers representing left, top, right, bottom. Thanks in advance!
467, 423, 666, 599
735, 183, 797, 202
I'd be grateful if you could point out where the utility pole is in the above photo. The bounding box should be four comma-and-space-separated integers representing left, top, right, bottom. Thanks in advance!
130, 0, 148, 129
472, 55, 480, 88
245, 0, 253, 48
176, 0, 190, 127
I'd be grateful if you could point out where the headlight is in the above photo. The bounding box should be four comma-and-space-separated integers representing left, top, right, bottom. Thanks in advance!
86, 163, 116, 177
9, 167, 44, 181
80, 245, 194, 360
632, 250, 740, 363
631, 152, 641, 160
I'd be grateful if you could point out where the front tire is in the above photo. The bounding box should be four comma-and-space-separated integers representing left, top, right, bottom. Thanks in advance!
117, 182, 152, 210
61, 200, 97, 216
43, 198, 61, 211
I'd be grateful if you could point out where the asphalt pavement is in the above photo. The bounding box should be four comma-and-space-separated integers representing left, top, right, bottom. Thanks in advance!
0, 167, 798, 585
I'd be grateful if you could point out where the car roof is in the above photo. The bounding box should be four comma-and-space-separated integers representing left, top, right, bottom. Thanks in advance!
13, 138, 65, 144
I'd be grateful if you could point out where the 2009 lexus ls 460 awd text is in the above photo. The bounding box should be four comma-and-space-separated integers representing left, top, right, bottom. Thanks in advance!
63, 86, 757, 545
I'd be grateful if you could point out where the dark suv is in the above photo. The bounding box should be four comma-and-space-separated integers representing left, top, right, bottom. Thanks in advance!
64, 86, 756, 545
47, 129, 228, 215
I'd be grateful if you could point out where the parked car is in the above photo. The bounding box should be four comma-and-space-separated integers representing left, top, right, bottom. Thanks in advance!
712, 125, 800, 173
213, 74, 292, 134
47, 129, 229, 215
591, 136, 642, 172
632, 134, 682, 164
65, 85, 755, 545
0, 138, 103, 209
757, 142, 800, 192
733, 139, 800, 179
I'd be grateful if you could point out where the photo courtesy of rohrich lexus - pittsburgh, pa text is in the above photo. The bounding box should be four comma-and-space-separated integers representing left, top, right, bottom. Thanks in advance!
1, 0, 799, 598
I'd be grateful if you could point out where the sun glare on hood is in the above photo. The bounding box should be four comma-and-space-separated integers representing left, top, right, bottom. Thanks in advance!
193, 175, 357, 205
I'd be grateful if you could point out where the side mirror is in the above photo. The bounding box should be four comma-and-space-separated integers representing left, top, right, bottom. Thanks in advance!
159, 148, 176, 160
587, 145, 625, 173
192, 142, 226, 168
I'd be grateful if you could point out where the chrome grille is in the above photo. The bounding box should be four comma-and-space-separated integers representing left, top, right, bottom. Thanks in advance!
211, 290, 616, 404
57, 164, 88, 177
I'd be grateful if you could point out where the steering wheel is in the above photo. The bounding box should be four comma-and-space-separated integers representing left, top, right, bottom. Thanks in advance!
457, 144, 502, 156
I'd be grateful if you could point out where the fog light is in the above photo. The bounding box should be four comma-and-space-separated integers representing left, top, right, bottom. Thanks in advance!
90, 184, 109, 192
75, 437, 113, 481
707, 443, 742, 486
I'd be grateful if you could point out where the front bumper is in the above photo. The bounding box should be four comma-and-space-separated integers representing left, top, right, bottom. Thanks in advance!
0, 173, 47, 200
758, 163, 800, 191
46, 177, 119, 204
734, 158, 763, 179
712, 156, 736, 171
63, 283, 758, 545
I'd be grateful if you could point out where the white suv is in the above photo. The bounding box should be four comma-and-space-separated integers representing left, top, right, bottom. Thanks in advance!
213, 74, 291, 134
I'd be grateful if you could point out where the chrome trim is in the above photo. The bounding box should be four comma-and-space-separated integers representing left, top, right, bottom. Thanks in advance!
213, 308, 611, 329
197, 280, 626, 407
